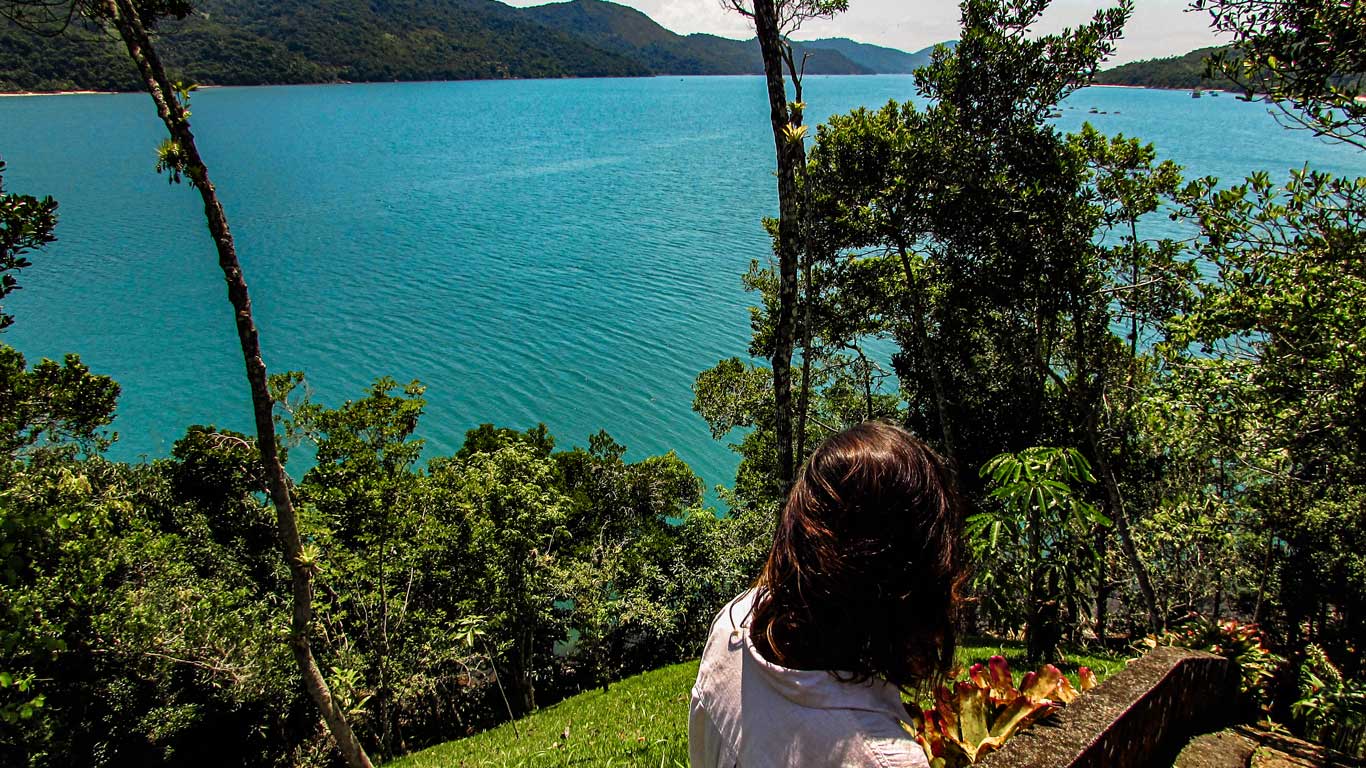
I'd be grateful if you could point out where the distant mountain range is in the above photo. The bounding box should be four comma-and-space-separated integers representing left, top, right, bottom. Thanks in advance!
0, 0, 947, 93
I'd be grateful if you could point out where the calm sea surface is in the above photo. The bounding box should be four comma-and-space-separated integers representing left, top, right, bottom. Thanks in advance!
1, 76, 1363, 493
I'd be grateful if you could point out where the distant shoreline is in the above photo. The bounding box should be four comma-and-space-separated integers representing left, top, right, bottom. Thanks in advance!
0, 79, 1288, 98
0, 89, 118, 97
0, 75, 828, 97
1091, 82, 1237, 94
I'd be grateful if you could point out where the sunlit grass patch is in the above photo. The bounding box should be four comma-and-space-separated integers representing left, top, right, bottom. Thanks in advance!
388, 661, 698, 768
390, 641, 1124, 767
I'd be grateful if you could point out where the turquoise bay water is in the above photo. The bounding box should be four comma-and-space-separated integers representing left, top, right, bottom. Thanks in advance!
1, 77, 1363, 493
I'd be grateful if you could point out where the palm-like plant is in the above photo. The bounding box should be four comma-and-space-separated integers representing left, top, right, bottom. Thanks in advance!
970, 447, 1110, 660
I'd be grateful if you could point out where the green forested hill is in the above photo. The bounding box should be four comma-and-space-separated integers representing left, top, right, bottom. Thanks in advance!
520, 0, 758, 75
499, 0, 871, 75
0, 0, 934, 91
194, 0, 650, 81
1094, 46, 1236, 90
0, 0, 649, 92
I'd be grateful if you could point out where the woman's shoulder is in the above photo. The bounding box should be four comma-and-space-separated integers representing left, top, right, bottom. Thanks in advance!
704, 588, 758, 641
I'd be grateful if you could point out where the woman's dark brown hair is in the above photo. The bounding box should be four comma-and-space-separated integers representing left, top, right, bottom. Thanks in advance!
750, 421, 967, 691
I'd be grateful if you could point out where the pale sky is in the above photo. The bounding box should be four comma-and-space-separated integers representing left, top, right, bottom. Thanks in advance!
502, 0, 1229, 65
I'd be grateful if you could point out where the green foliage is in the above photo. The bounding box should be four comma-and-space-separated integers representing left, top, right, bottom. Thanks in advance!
1293, 644, 1366, 757
1141, 615, 1282, 711
0, 159, 57, 332
978, 448, 1104, 528
0, 346, 120, 459
972, 448, 1106, 661
1167, 169, 1366, 661
0, 349, 307, 767
705, 0, 1207, 659
915, 0, 1129, 127
1195, 0, 1366, 148
798, 0, 1132, 476
1178, 170, 1366, 487
0, 351, 745, 765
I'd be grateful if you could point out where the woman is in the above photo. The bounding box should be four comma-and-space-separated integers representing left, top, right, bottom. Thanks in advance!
689, 421, 966, 768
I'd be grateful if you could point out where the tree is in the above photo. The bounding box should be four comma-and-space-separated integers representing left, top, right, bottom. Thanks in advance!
0, 355, 309, 767
1196, 0, 1366, 148
0, 346, 119, 740
0, 347, 120, 459
428, 441, 569, 715
0, 1, 374, 764
274, 375, 429, 759
723, 0, 847, 487
1053, 124, 1193, 634
0, 159, 57, 333
767, 0, 1195, 643
1174, 168, 1366, 662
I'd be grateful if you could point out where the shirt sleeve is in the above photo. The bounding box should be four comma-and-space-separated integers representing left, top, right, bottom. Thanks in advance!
864, 733, 932, 768
852, 711, 933, 768
688, 686, 737, 768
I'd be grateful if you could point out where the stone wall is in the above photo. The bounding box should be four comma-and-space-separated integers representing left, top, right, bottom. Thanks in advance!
981, 646, 1236, 768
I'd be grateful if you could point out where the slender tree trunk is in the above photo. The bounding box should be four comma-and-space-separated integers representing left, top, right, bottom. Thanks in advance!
1253, 525, 1275, 623
895, 243, 957, 464
1107, 222, 1162, 634
1094, 526, 1110, 645
858, 348, 874, 421
790, 59, 815, 471
99, 3, 373, 766
752, 0, 799, 488
795, 237, 813, 465
483, 639, 521, 739
1086, 427, 1162, 633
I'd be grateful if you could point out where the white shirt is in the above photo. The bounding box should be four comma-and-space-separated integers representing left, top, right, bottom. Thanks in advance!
688, 590, 931, 768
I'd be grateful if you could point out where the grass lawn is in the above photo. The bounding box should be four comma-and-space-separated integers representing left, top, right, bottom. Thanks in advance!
388, 661, 697, 768
388, 640, 1124, 768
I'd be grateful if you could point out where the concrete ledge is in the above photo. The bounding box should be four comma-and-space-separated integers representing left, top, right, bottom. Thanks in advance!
981, 646, 1236, 768
1174, 729, 1259, 768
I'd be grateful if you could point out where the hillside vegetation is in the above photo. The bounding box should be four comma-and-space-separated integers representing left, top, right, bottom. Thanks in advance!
0, 0, 940, 91
1094, 46, 1236, 90
520, 1, 870, 75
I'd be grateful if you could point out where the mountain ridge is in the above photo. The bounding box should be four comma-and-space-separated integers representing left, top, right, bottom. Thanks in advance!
793, 38, 943, 74
0, 0, 940, 92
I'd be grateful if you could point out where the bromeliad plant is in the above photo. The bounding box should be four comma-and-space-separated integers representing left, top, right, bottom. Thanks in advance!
913, 656, 1098, 766
1292, 644, 1366, 757
1138, 614, 1281, 712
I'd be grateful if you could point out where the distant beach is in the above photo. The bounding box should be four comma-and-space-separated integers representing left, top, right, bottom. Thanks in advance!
0, 90, 116, 97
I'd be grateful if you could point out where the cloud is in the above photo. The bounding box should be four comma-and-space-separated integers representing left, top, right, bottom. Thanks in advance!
502, 0, 1227, 64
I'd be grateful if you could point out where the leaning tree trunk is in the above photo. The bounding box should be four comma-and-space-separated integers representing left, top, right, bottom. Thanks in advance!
99, 3, 374, 766
752, 0, 800, 489
1086, 425, 1163, 634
